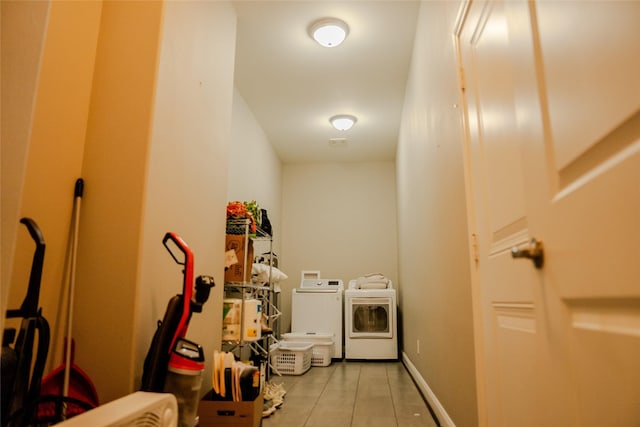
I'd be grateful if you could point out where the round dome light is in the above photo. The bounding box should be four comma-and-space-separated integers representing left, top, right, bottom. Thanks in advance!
330, 114, 357, 131
309, 18, 349, 48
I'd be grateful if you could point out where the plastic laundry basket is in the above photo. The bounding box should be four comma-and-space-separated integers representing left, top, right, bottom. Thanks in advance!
282, 333, 334, 367
270, 342, 312, 375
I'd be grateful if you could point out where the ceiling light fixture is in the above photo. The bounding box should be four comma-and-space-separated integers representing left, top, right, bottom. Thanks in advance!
309, 18, 349, 47
330, 114, 357, 131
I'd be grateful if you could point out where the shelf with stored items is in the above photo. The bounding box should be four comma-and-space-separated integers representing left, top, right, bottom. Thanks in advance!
222, 218, 282, 378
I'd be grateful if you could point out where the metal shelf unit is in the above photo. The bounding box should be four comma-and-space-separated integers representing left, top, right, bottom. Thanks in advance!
223, 218, 281, 378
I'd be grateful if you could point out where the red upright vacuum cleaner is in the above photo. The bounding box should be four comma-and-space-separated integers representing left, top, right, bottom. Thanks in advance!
141, 232, 215, 398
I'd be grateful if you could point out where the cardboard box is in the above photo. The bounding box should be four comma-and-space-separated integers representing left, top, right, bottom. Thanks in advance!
224, 234, 254, 283
198, 394, 263, 427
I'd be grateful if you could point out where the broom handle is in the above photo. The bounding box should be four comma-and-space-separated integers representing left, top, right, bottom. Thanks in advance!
63, 178, 84, 398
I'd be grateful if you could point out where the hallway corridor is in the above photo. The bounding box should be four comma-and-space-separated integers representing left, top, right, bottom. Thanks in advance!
262, 360, 439, 427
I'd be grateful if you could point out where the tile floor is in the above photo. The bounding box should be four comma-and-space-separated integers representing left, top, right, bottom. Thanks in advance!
262, 360, 439, 427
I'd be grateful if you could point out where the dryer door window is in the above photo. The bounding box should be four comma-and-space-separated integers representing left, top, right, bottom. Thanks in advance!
349, 297, 393, 338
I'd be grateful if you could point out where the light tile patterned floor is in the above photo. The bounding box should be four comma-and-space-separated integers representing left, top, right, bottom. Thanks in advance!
262, 360, 439, 427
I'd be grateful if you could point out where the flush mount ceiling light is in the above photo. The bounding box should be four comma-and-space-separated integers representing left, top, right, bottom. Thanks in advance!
309, 18, 349, 47
330, 114, 357, 131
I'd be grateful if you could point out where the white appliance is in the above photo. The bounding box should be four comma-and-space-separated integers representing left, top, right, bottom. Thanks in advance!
344, 279, 398, 360
52, 391, 178, 426
291, 278, 343, 359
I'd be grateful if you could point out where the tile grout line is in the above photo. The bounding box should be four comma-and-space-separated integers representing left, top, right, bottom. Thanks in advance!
349, 363, 362, 427
303, 364, 336, 427
386, 364, 401, 427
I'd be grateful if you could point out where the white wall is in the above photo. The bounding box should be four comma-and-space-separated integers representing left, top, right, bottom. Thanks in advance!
135, 1, 237, 399
228, 88, 282, 256
281, 161, 398, 333
396, 1, 477, 425
227, 99, 398, 349
226, 88, 283, 344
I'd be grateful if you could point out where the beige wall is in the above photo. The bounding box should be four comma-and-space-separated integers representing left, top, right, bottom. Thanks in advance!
1, 0, 51, 330
396, 1, 478, 426
74, 1, 164, 401
3, 0, 103, 370
135, 0, 237, 399
228, 113, 399, 339
281, 162, 398, 333
4, 0, 480, 420
228, 88, 283, 256
4, 0, 237, 404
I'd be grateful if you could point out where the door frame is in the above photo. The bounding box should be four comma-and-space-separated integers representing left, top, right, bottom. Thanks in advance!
453, 1, 490, 425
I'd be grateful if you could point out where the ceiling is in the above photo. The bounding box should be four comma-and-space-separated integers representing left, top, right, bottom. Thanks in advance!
232, 1, 420, 164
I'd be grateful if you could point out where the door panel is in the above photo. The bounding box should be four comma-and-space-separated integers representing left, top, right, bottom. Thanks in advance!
535, 5, 640, 421
535, 1, 640, 171
458, 0, 640, 425
458, 1, 573, 425
534, 0, 640, 300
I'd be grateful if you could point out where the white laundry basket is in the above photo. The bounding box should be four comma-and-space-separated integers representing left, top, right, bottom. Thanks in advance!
271, 342, 312, 375
282, 333, 334, 367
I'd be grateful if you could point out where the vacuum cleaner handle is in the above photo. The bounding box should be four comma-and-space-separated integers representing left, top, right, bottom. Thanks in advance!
162, 232, 194, 299
7, 219, 46, 320
162, 232, 195, 351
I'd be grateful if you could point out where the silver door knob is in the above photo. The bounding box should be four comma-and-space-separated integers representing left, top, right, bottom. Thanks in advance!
511, 238, 544, 269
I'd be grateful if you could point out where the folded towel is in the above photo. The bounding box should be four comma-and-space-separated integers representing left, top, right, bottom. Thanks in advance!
358, 282, 389, 289
355, 273, 390, 289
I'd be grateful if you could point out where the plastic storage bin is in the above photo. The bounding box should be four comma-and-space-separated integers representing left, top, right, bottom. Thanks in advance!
281, 332, 334, 367
308, 342, 332, 367
271, 342, 312, 375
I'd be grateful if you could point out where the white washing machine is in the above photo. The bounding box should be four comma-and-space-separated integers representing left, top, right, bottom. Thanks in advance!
291, 279, 343, 359
344, 279, 398, 360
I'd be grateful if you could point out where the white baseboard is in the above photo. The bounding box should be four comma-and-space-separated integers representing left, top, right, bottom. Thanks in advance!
402, 351, 456, 427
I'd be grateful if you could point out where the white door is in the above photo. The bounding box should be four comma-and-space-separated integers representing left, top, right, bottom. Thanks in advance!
456, 1, 640, 425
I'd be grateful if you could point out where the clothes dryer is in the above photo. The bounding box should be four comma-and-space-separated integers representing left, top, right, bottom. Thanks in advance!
344, 279, 398, 360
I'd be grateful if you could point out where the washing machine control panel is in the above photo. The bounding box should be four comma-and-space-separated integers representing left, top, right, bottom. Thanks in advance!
300, 278, 343, 290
